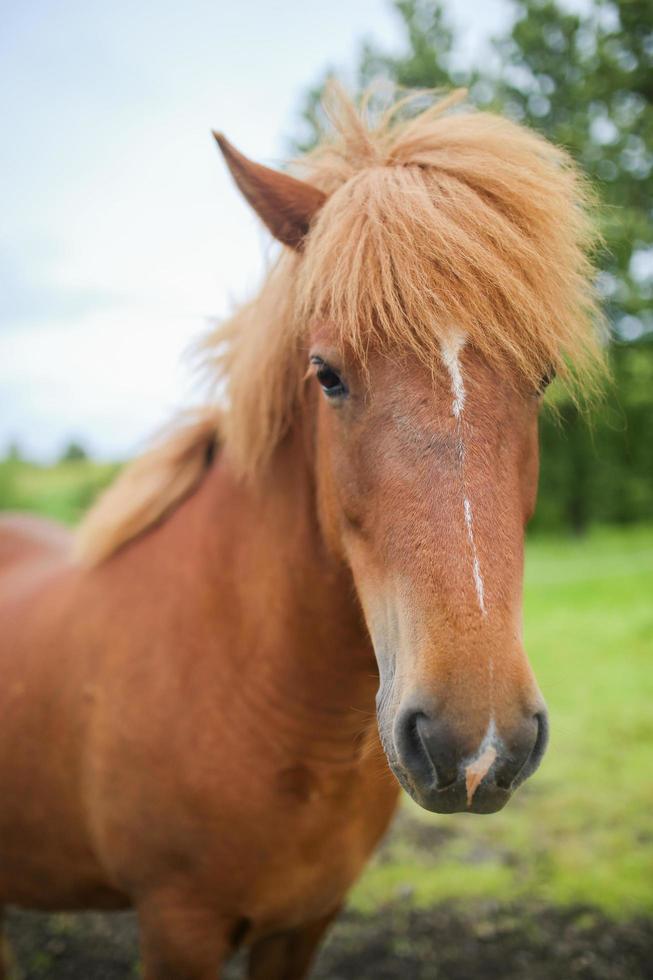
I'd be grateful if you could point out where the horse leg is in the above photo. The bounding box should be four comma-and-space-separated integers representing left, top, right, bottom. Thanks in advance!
137, 892, 233, 980
247, 908, 341, 980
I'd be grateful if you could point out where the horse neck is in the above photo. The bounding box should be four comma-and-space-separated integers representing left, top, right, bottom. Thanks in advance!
181, 417, 379, 756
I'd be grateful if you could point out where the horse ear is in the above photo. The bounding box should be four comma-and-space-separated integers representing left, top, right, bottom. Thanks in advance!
213, 132, 326, 250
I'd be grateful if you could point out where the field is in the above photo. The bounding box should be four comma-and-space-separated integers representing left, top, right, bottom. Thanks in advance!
1, 462, 652, 977
0, 457, 119, 526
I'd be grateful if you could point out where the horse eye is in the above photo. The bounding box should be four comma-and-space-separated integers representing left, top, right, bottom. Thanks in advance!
310, 357, 347, 399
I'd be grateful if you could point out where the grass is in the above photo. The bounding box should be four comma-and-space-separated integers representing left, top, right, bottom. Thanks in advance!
0, 458, 120, 525
1, 461, 651, 917
352, 525, 653, 917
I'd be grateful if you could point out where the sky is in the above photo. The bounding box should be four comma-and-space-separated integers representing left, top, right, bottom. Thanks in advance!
1, 0, 511, 461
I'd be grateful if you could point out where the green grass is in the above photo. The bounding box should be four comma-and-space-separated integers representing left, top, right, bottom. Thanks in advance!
352, 525, 653, 917
1, 461, 651, 916
0, 458, 120, 525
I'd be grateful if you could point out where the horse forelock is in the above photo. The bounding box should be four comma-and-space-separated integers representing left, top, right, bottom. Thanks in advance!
204, 84, 606, 478
78, 85, 608, 561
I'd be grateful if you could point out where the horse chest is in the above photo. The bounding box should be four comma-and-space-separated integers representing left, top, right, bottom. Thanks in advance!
220, 758, 400, 932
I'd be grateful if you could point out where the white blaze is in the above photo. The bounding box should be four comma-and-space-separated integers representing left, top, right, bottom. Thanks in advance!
464, 716, 499, 805
441, 333, 487, 617
463, 497, 486, 615
440, 332, 466, 418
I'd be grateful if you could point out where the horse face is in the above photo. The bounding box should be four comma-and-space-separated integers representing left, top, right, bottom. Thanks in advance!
310, 329, 548, 814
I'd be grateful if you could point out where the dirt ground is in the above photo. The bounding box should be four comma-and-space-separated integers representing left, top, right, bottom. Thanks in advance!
5, 900, 653, 980
5, 808, 652, 978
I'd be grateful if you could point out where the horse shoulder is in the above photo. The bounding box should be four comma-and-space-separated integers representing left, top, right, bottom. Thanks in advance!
0, 513, 72, 571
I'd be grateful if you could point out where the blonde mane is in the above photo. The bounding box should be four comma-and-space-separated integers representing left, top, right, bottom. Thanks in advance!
77, 85, 605, 565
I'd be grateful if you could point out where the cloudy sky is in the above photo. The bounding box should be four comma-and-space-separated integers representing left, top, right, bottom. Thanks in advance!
1, 0, 511, 460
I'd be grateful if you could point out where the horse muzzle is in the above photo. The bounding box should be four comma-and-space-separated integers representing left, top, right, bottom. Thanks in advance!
387, 703, 549, 815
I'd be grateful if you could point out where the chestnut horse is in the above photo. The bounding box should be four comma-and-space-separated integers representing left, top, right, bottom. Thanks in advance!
0, 89, 602, 978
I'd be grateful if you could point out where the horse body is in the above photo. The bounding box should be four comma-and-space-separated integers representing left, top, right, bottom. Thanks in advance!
0, 428, 398, 975
0, 86, 603, 977
0, 518, 117, 910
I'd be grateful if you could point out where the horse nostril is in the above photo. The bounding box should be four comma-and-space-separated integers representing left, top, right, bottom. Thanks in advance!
393, 703, 550, 802
394, 708, 459, 790
495, 709, 549, 790
393, 709, 433, 785
520, 709, 549, 783
416, 715, 460, 788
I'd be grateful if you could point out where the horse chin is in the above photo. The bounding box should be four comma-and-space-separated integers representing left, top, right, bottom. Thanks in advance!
389, 762, 513, 815
414, 781, 512, 815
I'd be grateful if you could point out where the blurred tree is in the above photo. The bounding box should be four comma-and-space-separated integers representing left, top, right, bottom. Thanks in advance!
487, 0, 653, 531
493, 0, 653, 339
60, 440, 88, 463
533, 336, 653, 532
357, 0, 456, 90
294, 1, 458, 152
295, 0, 653, 532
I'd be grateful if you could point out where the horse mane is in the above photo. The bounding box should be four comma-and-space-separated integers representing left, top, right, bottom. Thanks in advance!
77, 84, 605, 565
75, 409, 219, 565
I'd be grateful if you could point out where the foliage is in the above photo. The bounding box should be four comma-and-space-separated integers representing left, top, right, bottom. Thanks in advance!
492, 0, 653, 338
59, 440, 89, 463
295, 0, 653, 532
534, 335, 653, 532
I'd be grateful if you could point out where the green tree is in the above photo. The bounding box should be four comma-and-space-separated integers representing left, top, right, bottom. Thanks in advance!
295, 1, 458, 152
59, 440, 88, 463
357, 0, 457, 90
493, 0, 653, 338
6, 441, 23, 462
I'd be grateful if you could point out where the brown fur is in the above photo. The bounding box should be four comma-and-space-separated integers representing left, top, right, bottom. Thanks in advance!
0, 86, 604, 980
78, 85, 604, 565
214, 131, 327, 249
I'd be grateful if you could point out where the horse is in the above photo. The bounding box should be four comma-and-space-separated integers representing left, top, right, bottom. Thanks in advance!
0, 87, 603, 979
